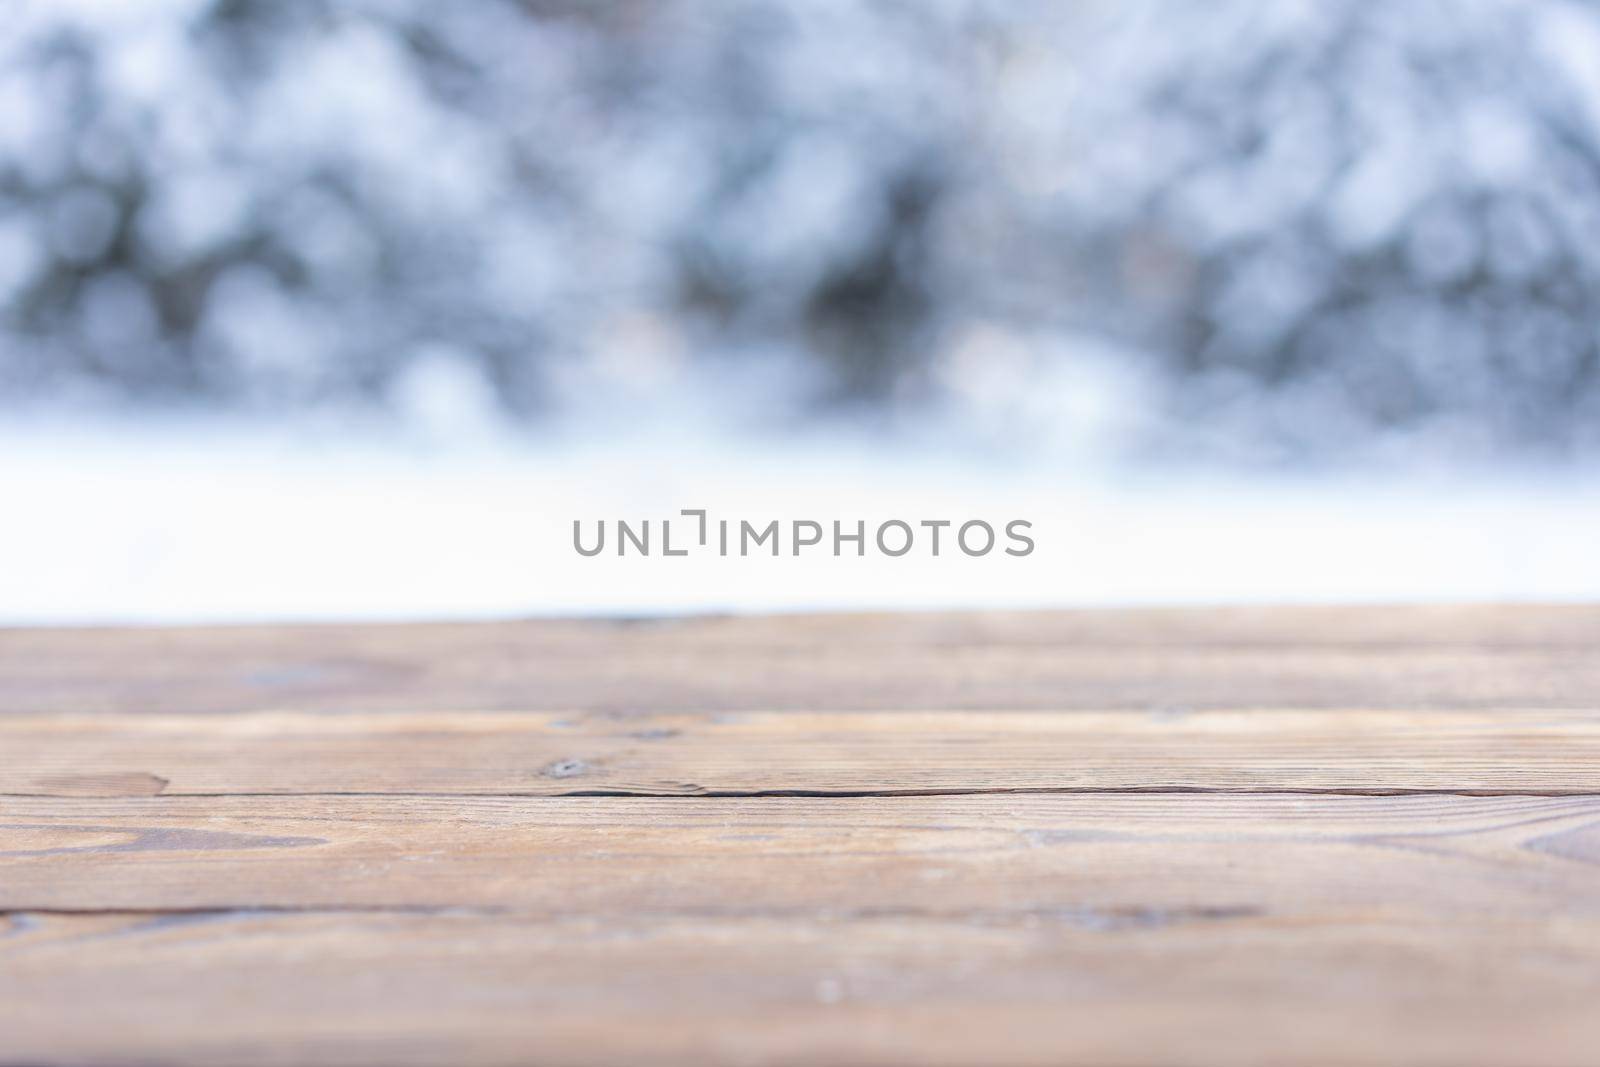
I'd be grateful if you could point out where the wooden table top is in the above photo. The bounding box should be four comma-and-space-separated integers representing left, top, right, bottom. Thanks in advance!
4, 606, 1599, 1066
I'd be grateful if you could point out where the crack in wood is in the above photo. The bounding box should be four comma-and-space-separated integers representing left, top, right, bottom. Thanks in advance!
0, 904, 1267, 930
4, 787, 1596, 799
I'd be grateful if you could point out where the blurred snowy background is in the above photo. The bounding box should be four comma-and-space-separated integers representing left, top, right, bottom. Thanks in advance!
4, 0, 1600, 622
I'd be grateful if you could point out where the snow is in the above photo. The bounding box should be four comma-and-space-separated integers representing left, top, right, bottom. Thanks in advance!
2, 414, 1596, 625
3, 0, 1599, 626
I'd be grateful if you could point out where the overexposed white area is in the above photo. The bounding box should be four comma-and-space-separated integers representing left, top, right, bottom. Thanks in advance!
3, 411, 1598, 625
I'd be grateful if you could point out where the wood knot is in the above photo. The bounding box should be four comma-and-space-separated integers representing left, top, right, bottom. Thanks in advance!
543, 758, 591, 780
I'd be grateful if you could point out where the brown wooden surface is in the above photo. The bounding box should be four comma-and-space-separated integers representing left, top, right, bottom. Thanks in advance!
6, 708, 1600, 796
4, 606, 1600, 1065
5, 604, 1600, 715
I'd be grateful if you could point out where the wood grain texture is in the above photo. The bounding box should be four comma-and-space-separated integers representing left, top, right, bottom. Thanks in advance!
4, 708, 1600, 797
5, 794, 1600, 915
6, 607, 1600, 1066
5, 793, 1600, 1065
4, 910, 1598, 1067
4, 604, 1600, 715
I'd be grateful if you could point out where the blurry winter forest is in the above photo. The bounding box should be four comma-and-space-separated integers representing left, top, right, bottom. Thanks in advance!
7, 0, 1600, 464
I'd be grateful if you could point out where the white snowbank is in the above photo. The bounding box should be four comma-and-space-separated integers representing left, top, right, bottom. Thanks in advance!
2, 414, 1597, 624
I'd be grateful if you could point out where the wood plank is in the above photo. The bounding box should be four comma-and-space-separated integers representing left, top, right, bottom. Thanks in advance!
4, 909, 1598, 1067
8, 608, 1600, 1066
7, 792, 1600, 1065
5, 708, 1600, 797
6, 794, 1600, 915
4, 605, 1599, 715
